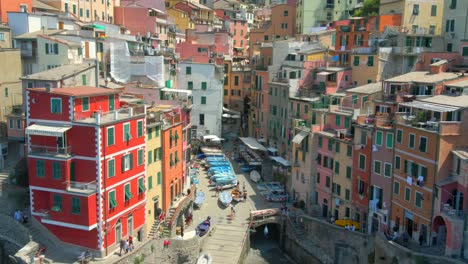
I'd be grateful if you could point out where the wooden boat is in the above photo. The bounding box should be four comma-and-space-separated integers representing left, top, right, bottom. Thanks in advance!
196, 217, 211, 236
250, 208, 281, 219
231, 189, 245, 202
194, 191, 205, 208
196, 253, 212, 264
217, 180, 238, 190
335, 219, 361, 230
219, 191, 232, 206
250, 170, 261, 183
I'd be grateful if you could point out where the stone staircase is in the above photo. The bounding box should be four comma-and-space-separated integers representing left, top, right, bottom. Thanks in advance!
147, 220, 161, 239
159, 207, 177, 238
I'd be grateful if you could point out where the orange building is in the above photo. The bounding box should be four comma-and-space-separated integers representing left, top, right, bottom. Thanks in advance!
0, 0, 32, 23
160, 110, 184, 212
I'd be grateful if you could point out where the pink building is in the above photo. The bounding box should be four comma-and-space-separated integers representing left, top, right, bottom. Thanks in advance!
314, 67, 352, 94
176, 29, 232, 65
226, 17, 249, 56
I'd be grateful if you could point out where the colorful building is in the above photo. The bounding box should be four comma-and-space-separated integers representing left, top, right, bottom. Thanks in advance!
442, 0, 468, 53
0, 0, 32, 23
223, 59, 251, 113
26, 87, 146, 256
176, 29, 232, 65
45, 0, 115, 23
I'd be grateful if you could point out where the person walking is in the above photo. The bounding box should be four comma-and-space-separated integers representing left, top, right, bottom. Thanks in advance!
128, 235, 134, 251
124, 239, 130, 254
215, 185, 220, 197
119, 239, 125, 256
231, 204, 236, 217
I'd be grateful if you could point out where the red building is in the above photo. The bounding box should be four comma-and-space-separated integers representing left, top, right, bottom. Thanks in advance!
26, 87, 146, 257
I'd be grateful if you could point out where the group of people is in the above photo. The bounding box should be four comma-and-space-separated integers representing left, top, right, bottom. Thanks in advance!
14, 209, 28, 224
344, 225, 356, 231
118, 236, 134, 256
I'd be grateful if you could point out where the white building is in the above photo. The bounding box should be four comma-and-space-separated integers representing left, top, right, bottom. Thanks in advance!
178, 62, 224, 138
442, 0, 468, 54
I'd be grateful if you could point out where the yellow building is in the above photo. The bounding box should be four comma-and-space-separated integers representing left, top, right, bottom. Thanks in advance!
223, 59, 251, 113
351, 52, 379, 86
47, 0, 116, 23
145, 109, 164, 238
167, 7, 195, 31
381, 0, 444, 36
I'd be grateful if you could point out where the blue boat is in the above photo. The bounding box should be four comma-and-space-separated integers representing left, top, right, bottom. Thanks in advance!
213, 177, 237, 185
208, 168, 232, 174
208, 163, 231, 167
194, 191, 205, 208
210, 173, 235, 179
219, 191, 232, 207
207, 157, 227, 161
196, 217, 211, 236
208, 160, 230, 165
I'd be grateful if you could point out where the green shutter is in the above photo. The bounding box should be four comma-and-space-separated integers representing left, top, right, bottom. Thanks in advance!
396, 129, 402, 143
82, 75, 87, 85
124, 123, 131, 141
109, 94, 115, 111
353, 56, 360, 66
52, 194, 62, 211
148, 151, 153, 164
53, 43, 58, 54
186, 66, 191, 74
201, 96, 206, 104
335, 142, 340, 153
36, 160, 45, 177
386, 132, 394, 148
147, 128, 153, 139
109, 191, 117, 209
374, 161, 381, 174
409, 134, 415, 148
72, 197, 81, 214
201, 82, 207, 90
138, 178, 145, 194
359, 155, 365, 170
334, 161, 340, 174
416, 192, 422, 207
431, 5, 437, 16
419, 137, 427, 152
394, 182, 399, 195
137, 121, 143, 137
367, 56, 374, 66
346, 166, 351, 179
108, 159, 115, 178
335, 115, 341, 126
107, 127, 114, 146
124, 184, 132, 201
82, 97, 89, 111
375, 131, 383, 145
384, 163, 392, 177
148, 176, 153, 190
344, 117, 350, 128
52, 162, 61, 179
347, 145, 352, 157
395, 156, 401, 170
45, 43, 49, 54
138, 149, 143, 166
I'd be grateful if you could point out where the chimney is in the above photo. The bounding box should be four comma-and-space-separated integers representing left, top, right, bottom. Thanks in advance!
429, 60, 448, 74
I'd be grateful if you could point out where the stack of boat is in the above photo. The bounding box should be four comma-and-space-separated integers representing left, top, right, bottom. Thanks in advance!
206, 155, 238, 190
257, 182, 288, 202
189, 167, 200, 185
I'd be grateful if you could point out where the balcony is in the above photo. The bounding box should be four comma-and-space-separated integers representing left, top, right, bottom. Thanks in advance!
65, 181, 97, 195
440, 203, 464, 220
282, 60, 304, 68
352, 47, 374, 54
394, 113, 461, 135
73, 105, 146, 125
29, 145, 73, 158
254, 64, 268, 71
329, 105, 353, 115
20, 48, 36, 59
392, 47, 430, 55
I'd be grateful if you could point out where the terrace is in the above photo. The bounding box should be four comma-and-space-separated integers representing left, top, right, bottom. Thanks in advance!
73, 105, 146, 125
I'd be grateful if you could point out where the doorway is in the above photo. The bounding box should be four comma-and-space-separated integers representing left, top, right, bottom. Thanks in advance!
127, 215, 133, 236
153, 199, 160, 220
322, 203, 328, 218
406, 218, 414, 238
115, 220, 122, 243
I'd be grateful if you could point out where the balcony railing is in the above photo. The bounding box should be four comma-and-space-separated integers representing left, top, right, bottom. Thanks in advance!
394, 113, 461, 135
20, 48, 36, 58
29, 145, 72, 157
441, 203, 464, 220
65, 181, 98, 195
74, 106, 146, 125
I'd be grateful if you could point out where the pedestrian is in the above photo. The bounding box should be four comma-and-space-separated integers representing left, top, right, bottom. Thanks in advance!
351, 225, 356, 231
215, 185, 220, 196
163, 240, 167, 249
119, 239, 125, 256
124, 239, 130, 253
128, 235, 134, 251
231, 204, 236, 217
13, 210, 19, 222
419, 234, 424, 246
243, 191, 247, 202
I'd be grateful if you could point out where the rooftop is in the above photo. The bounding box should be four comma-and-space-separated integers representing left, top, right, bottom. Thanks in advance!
385, 71, 462, 83
28, 86, 118, 97
446, 79, 468, 88
39, 35, 81, 47
14, 30, 65, 39
346, 82, 382, 94
420, 95, 468, 108
21, 63, 95, 81
33, 0, 59, 11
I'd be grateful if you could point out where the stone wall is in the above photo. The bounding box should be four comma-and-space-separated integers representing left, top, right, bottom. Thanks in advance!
374, 234, 466, 264
0, 214, 36, 264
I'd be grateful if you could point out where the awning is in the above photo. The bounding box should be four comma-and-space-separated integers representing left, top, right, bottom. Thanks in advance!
292, 131, 309, 144
26, 124, 71, 137
317, 71, 333, 76
239, 137, 267, 151
399, 101, 461, 112
271, 156, 291, 167
161, 88, 192, 95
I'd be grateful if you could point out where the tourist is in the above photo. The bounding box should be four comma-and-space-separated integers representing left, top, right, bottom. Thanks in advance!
351, 225, 356, 231
392, 230, 398, 241
124, 239, 130, 253
344, 225, 349, 230
181, 226, 184, 239
243, 191, 247, 202
14, 209, 20, 222
119, 239, 125, 256
128, 235, 134, 251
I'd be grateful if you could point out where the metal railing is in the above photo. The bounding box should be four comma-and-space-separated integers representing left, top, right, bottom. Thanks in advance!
29, 145, 72, 156
66, 181, 98, 194
441, 204, 464, 220
74, 105, 146, 125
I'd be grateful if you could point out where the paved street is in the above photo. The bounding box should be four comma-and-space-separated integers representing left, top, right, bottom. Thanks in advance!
183, 141, 283, 263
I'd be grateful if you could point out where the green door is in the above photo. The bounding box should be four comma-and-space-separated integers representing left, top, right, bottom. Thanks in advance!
70, 162, 75, 182
109, 94, 115, 111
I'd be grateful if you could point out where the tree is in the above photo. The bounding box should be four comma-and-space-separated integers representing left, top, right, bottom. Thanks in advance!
354, 0, 379, 17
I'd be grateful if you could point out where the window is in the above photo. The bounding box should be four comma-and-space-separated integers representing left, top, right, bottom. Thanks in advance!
36, 160, 45, 177
109, 190, 117, 209
186, 66, 192, 75
123, 123, 131, 142
335, 115, 341, 126
148, 176, 153, 190
107, 127, 114, 146
234, 76, 239, 86
396, 129, 402, 143
155, 126, 160, 137
395, 156, 401, 170
393, 181, 400, 195
4, 87, 8, 97
82, 74, 87, 85
71, 197, 80, 214
347, 145, 352, 157
201, 96, 206, 104
72, 4, 76, 14
80, 8, 83, 16
345, 189, 350, 200
450, 0, 457, 9
81, 97, 90, 111
325, 176, 330, 188
334, 161, 340, 174
157, 172, 161, 185
384, 163, 392, 177
409, 133, 415, 148
447, 43, 453, 52
446, 19, 455, 32
328, 139, 333, 151
375, 131, 383, 146
283, 10, 288, 16
316, 173, 320, 183
360, 131, 367, 145
346, 166, 351, 179
367, 56, 374, 66
52, 162, 61, 179
137, 149, 144, 166
51, 98, 62, 114
109, 94, 115, 111
147, 128, 153, 139
200, 114, 205, 125
419, 137, 427, 152
415, 192, 423, 207
188, 81, 193, 90
201, 82, 207, 90
170, 153, 174, 167
463, 47, 468, 57
318, 136, 323, 147
386, 132, 394, 148
138, 178, 145, 195
413, 4, 419, 15
430, 5, 437, 16
359, 154, 366, 170
45, 43, 59, 54
353, 56, 360, 66
124, 183, 132, 202
52, 194, 62, 212
122, 153, 133, 172
335, 142, 340, 153
374, 160, 382, 175
405, 187, 411, 201
108, 159, 115, 178
148, 150, 153, 164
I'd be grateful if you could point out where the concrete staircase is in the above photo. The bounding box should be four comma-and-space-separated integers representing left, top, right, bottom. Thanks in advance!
160, 207, 177, 238
147, 220, 161, 239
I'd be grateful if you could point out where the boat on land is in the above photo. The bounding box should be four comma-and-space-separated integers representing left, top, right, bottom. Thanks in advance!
217, 180, 238, 190
219, 191, 233, 206
196, 253, 212, 264
196, 217, 212, 237
212, 177, 237, 185
250, 208, 282, 219
208, 162, 231, 167
250, 170, 261, 183
334, 219, 361, 230
231, 189, 245, 202
194, 191, 206, 208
